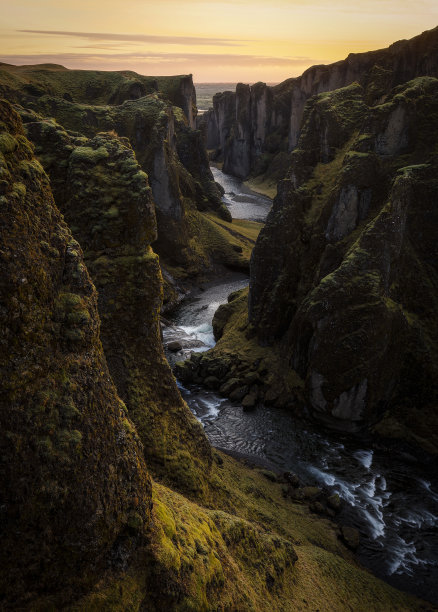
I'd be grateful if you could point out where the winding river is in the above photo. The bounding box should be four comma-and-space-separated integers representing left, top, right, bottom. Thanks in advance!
164, 166, 438, 604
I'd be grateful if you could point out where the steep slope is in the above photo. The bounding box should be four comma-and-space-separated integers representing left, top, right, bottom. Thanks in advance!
0, 99, 152, 605
187, 76, 438, 452
19, 111, 212, 494
204, 25, 438, 185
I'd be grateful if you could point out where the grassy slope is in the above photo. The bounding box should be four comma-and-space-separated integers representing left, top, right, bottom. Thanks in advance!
165, 211, 262, 283
245, 176, 278, 199
70, 452, 426, 611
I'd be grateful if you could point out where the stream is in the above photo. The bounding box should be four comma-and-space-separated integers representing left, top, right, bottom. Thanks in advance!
164, 166, 438, 604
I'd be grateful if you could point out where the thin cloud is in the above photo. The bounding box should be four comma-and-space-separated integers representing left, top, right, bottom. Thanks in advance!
0, 51, 322, 68
19, 29, 247, 47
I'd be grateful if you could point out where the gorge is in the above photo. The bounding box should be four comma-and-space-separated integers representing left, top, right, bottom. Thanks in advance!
0, 24, 437, 611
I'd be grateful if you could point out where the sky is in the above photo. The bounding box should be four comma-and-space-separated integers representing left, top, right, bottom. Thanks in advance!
0, 0, 437, 83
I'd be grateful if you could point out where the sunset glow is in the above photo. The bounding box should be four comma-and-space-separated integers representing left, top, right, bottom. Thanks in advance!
1, 0, 437, 82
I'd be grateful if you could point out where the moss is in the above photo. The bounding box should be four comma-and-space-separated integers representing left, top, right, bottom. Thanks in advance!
244, 175, 277, 199
74, 456, 424, 612
70, 145, 110, 163
12, 181, 26, 197
0, 132, 17, 152
0, 99, 152, 606
104, 204, 119, 219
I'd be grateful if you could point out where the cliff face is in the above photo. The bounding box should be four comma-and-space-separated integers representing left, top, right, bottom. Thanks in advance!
0, 63, 196, 112
0, 100, 152, 604
20, 112, 212, 494
205, 26, 438, 182
0, 65, 238, 296
189, 76, 438, 452
0, 99, 299, 611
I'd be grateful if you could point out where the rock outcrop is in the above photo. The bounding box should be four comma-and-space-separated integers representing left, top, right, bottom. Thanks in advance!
0, 64, 243, 300
0, 100, 152, 605
193, 75, 438, 452
204, 26, 438, 183
19, 112, 212, 493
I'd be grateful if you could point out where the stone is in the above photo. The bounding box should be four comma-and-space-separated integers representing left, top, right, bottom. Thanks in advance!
204, 376, 220, 390
302, 486, 322, 500
261, 470, 277, 482
244, 371, 259, 385
242, 392, 257, 410
283, 472, 301, 488
219, 377, 241, 395
309, 501, 325, 515
167, 340, 183, 352
229, 385, 249, 402
340, 526, 360, 550
174, 361, 194, 383
327, 493, 342, 512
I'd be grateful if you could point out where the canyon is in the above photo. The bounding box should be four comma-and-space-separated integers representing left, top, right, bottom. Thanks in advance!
0, 25, 437, 610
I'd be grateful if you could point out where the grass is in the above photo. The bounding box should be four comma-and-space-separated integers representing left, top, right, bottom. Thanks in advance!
69, 451, 427, 611
245, 175, 278, 199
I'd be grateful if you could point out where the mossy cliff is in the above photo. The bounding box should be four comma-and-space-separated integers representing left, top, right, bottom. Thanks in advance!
187, 76, 438, 453
0, 62, 197, 124
204, 26, 438, 185
0, 65, 256, 302
19, 113, 211, 494
0, 99, 152, 605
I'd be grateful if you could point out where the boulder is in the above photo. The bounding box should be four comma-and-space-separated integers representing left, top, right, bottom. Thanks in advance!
242, 392, 258, 410
167, 340, 183, 352
327, 493, 342, 512
340, 526, 360, 550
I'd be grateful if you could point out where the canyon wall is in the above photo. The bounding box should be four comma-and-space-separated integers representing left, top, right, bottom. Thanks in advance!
21, 113, 212, 492
0, 60, 432, 611
0, 100, 153, 605
0, 65, 238, 303
204, 26, 438, 181
185, 74, 438, 452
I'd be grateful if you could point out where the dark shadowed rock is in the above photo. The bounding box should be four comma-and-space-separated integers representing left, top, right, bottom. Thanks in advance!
167, 340, 183, 352
0, 100, 152, 606
340, 526, 361, 550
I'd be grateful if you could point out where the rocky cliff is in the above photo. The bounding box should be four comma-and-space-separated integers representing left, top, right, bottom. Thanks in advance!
204, 26, 438, 184
19, 112, 212, 492
0, 64, 257, 306
0, 63, 197, 123
0, 99, 152, 605
183, 75, 438, 452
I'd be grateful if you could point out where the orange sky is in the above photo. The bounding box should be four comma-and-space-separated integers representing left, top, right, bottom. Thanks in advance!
1, 0, 437, 82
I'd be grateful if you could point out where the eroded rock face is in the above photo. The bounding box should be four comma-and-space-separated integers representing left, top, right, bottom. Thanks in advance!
206, 26, 438, 181
248, 77, 438, 445
0, 66, 225, 280
0, 100, 152, 604
20, 114, 212, 493
201, 77, 438, 451
204, 80, 291, 181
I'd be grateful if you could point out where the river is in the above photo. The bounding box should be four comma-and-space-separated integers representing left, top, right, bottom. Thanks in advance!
163, 166, 438, 604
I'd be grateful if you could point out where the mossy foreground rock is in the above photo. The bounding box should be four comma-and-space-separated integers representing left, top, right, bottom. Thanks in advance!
204, 77, 438, 452
20, 113, 212, 494
0, 100, 152, 604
